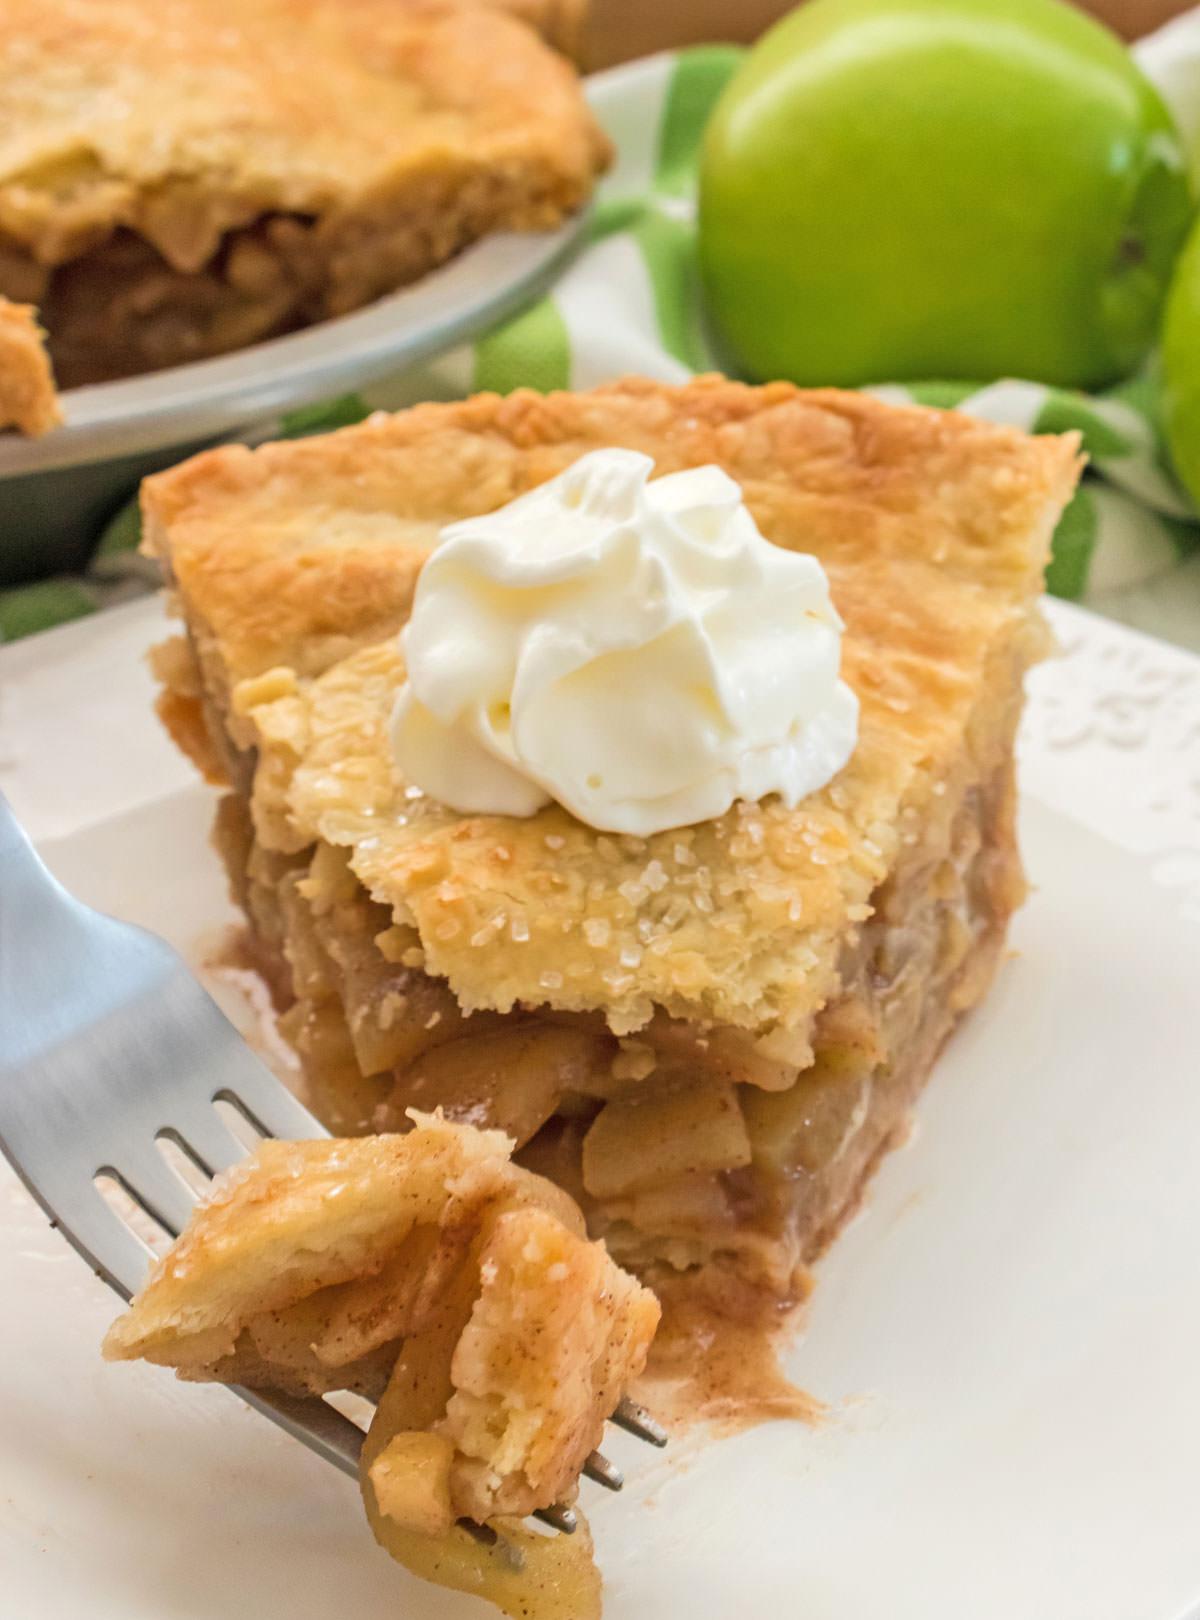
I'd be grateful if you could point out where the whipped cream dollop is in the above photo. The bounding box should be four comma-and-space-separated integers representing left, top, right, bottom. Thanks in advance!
390, 448, 859, 836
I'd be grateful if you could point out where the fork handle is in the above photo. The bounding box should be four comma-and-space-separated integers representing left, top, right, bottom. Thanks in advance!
0, 790, 158, 1070
1, 791, 84, 1057
0, 794, 370, 1487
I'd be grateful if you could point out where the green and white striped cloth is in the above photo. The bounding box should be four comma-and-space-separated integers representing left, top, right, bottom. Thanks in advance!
6, 36, 1200, 649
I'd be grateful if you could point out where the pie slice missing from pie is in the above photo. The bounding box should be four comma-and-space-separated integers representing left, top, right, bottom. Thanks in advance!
142, 374, 1082, 1370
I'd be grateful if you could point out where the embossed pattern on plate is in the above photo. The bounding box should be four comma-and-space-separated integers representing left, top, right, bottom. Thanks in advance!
1022, 599, 1200, 924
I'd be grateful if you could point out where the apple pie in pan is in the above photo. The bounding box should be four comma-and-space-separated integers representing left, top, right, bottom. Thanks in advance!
0, 0, 607, 396
143, 375, 1082, 1342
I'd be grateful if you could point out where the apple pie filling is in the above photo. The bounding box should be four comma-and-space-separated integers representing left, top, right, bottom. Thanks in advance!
0, 152, 584, 389
208, 706, 1019, 1311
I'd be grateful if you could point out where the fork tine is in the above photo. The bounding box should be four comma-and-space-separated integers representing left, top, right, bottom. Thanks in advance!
234, 1386, 366, 1477
213, 1070, 327, 1144
459, 1519, 499, 1549
532, 1503, 577, 1534
611, 1396, 667, 1447
458, 1521, 526, 1571
582, 1450, 623, 1491
157, 1111, 244, 1179
105, 1146, 197, 1239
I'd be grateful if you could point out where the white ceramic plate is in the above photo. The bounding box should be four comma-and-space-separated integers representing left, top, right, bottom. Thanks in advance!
1, 596, 1199, 1620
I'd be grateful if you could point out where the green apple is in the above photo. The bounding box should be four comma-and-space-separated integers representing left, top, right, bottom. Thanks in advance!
1163, 215, 1200, 506
699, 0, 1192, 391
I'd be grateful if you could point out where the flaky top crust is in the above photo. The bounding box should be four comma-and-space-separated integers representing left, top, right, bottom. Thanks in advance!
0, 0, 607, 273
146, 377, 1083, 1035
143, 376, 1082, 687
103, 1113, 588, 1367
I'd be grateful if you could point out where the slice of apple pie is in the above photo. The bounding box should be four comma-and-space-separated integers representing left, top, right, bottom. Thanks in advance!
142, 375, 1082, 1372
105, 1110, 659, 1620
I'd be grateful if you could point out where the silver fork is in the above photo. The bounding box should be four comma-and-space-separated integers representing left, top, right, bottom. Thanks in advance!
0, 793, 665, 1539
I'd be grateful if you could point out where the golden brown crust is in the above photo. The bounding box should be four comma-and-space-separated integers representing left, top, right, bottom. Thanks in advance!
243, 602, 1036, 1037
144, 377, 1081, 1035
100, 1119, 533, 1370
143, 375, 1081, 685
0, 0, 607, 271
484, 0, 589, 56
0, 0, 607, 383
146, 637, 230, 784
0, 297, 60, 435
